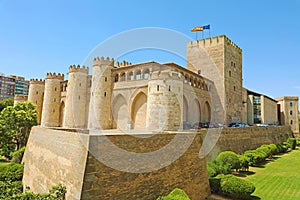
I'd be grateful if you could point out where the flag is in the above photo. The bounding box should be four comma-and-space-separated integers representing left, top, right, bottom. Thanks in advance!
190, 26, 203, 32
203, 25, 210, 30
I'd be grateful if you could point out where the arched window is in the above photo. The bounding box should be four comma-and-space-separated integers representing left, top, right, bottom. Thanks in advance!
136, 70, 141, 80
144, 69, 150, 79
115, 74, 119, 82
120, 73, 126, 81
129, 72, 134, 80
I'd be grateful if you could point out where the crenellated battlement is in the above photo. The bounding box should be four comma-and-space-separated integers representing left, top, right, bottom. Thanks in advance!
46, 72, 65, 80
30, 78, 45, 84
68, 65, 89, 73
93, 56, 114, 67
187, 34, 242, 52
150, 70, 183, 80
115, 60, 132, 68
14, 94, 28, 101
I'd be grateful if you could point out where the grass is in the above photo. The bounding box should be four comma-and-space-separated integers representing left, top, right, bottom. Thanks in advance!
244, 148, 300, 200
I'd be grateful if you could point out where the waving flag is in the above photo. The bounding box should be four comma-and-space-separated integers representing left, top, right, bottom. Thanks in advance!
203, 25, 210, 30
191, 26, 203, 32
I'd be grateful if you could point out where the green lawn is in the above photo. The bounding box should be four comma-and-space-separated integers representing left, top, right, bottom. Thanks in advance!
245, 149, 300, 200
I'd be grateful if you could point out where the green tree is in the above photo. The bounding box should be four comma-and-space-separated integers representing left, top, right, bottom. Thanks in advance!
0, 102, 37, 158
0, 98, 13, 112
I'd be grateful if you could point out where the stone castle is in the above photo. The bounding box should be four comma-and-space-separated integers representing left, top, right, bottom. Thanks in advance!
22, 34, 299, 200
25, 34, 299, 135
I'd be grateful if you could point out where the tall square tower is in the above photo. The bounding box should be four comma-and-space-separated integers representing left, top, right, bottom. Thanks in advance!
186, 35, 243, 124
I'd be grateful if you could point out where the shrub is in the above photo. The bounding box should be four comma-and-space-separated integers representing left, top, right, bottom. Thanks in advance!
207, 162, 218, 177
238, 155, 249, 171
281, 142, 291, 152
287, 138, 297, 150
209, 177, 221, 193
243, 150, 265, 166
220, 174, 255, 199
296, 139, 300, 147
0, 163, 24, 182
256, 145, 272, 158
215, 151, 240, 171
157, 188, 190, 200
267, 143, 280, 156
11, 147, 25, 164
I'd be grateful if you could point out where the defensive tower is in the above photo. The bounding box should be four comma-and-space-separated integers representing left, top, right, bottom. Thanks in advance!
186, 35, 243, 124
41, 73, 64, 127
28, 79, 45, 124
88, 57, 114, 129
146, 70, 184, 131
63, 65, 89, 128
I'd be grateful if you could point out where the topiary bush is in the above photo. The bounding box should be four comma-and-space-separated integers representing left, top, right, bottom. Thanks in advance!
287, 138, 297, 150
157, 188, 190, 200
209, 177, 221, 193
243, 150, 266, 166
238, 155, 249, 171
11, 147, 25, 164
215, 151, 240, 171
220, 174, 255, 199
207, 162, 218, 177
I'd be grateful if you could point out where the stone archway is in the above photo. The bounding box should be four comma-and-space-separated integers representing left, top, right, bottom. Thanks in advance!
112, 94, 128, 130
59, 101, 65, 127
131, 92, 147, 129
183, 95, 189, 121
203, 101, 211, 122
190, 99, 201, 124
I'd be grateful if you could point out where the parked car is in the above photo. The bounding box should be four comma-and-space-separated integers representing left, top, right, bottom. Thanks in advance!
182, 121, 192, 129
193, 122, 209, 129
228, 123, 249, 127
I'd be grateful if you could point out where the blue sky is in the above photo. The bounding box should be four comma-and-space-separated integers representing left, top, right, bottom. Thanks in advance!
0, 0, 299, 99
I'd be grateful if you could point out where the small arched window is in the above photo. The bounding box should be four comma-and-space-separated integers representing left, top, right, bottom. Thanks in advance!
104, 92, 107, 97
157, 85, 159, 91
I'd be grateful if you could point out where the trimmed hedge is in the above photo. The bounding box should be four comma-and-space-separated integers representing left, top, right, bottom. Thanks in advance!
157, 188, 190, 200
215, 151, 240, 171
287, 138, 296, 150
220, 174, 255, 199
209, 177, 221, 193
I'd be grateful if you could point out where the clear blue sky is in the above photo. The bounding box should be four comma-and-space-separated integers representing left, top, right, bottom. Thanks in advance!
0, 0, 299, 99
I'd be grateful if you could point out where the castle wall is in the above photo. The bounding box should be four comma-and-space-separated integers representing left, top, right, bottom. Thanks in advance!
41, 73, 64, 127
28, 79, 45, 124
22, 126, 89, 200
82, 133, 210, 200
203, 126, 293, 160
23, 126, 292, 200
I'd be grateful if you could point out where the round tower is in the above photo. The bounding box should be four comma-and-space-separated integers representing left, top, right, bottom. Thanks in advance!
88, 57, 114, 129
146, 70, 184, 131
28, 79, 45, 124
63, 65, 89, 128
41, 73, 64, 127
14, 94, 28, 106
